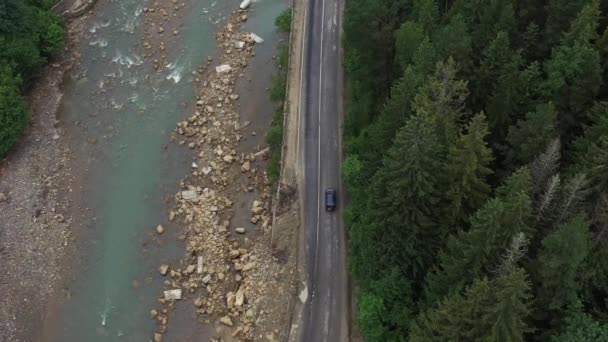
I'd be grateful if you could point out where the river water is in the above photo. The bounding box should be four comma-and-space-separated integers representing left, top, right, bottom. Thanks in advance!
42, 0, 287, 340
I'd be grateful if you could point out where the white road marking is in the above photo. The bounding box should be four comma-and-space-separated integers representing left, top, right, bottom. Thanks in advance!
295, 3, 308, 167
314, 0, 327, 286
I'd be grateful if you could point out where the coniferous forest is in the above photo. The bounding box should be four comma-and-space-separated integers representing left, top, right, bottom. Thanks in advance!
343, 0, 608, 340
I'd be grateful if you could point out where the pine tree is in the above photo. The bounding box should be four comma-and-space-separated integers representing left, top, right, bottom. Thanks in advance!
444, 113, 494, 228
412, 0, 439, 33
485, 268, 533, 342
424, 168, 532, 306
506, 102, 558, 166
551, 312, 608, 342
395, 21, 426, 69
533, 215, 591, 331
362, 111, 443, 284
410, 277, 493, 341
543, 0, 601, 138
432, 14, 472, 73
412, 268, 532, 342
413, 58, 469, 148
570, 102, 608, 196
543, 0, 587, 52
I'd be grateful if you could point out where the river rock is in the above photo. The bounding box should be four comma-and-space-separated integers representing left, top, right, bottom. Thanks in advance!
150, 309, 158, 318
197, 256, 204, 274
226, 292, 236, 309
159, 264, 170, 276
249, 32, 264, 43
241, 14, 248, 22
216, 64, 232, 73
241, 161, 250, 172
235, 287, 245, 307
154, 333, 163, 342
158, 27, 164, 34
202, 274, 212, 284
223, 155, 234, 163
184, 264, 196, 275
194, 297, 204, 307
164, 289, 182, 300
235, 227, 246, 234
220, 315, 233, 326
181, 190, 197, 200
239, 0, 251, 9
0, 193, 7, 202
156, 225, 165, 234
251, 204, 263, 215
229, 249, 241, 258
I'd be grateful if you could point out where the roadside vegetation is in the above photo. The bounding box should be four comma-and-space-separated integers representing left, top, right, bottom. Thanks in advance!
266, 8, 292, 185
0, 0, 65, 158
343, 0, 608, 340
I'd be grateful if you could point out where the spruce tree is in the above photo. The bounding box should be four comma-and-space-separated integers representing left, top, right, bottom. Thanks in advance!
362, 110, 443, 284
543, 0, 587, 49
412, 269, 532, 342
444, 113, 494, 228
551, 313, 608, 342
543, 0, 601, 138
533, 215, 591, 331
506, 102, 558, 166
485, 268, 533, 342
424, 168, 532, 306
571, 102, 608, 196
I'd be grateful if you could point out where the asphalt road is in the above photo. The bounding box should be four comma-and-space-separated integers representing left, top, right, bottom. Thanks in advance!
296, 0, 348, 340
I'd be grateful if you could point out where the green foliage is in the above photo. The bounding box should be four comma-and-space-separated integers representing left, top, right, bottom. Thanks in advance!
341, 155, 363, 192
265, 11, 291, 185
571, 102, 608, 195
532, 215, 591, 332
270, 43, 289, 102
443, 112, 493, 227
424, 168, 532, 306
343, 0, 608, 339
506, 102, 558, 166
551, 312, 608, 341
412, 268, 532, 342
0, 0, 64, 158
0, 65, 27, 157
274, 8, 292, 33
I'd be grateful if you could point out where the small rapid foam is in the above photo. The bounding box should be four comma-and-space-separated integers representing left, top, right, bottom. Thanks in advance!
112, 50, 143, 68
89, 20, 111, 33
89, 38, 108, 47
166, 66, 184, 83
135, 6, 144, 17
111, 99, 123, 110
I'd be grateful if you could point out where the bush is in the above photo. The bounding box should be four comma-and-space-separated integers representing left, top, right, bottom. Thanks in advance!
270, 43, 289, 102
0, 1, 65, 158
0, 66, 28, 158
275, 8, 292, 33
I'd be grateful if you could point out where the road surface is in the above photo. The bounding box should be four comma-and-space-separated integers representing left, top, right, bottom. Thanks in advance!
296, 0, 348, 340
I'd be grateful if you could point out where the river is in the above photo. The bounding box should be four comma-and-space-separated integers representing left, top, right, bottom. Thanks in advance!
40, 0, 287, 340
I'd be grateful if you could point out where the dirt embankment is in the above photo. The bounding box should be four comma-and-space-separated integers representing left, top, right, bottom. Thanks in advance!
0, 9, 93, 342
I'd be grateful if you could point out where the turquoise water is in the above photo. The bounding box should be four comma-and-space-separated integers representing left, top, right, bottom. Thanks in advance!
46, 0, 287, 340
50, 0, 228, 340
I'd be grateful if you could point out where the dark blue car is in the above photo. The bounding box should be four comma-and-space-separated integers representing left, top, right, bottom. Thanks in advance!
325, 188, 337, 211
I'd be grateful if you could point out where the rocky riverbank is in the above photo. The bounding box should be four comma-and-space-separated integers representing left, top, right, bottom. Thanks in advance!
146, 4, 298, 342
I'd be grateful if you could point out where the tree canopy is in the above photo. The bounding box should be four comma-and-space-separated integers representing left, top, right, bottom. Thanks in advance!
343, 0, 608, 339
